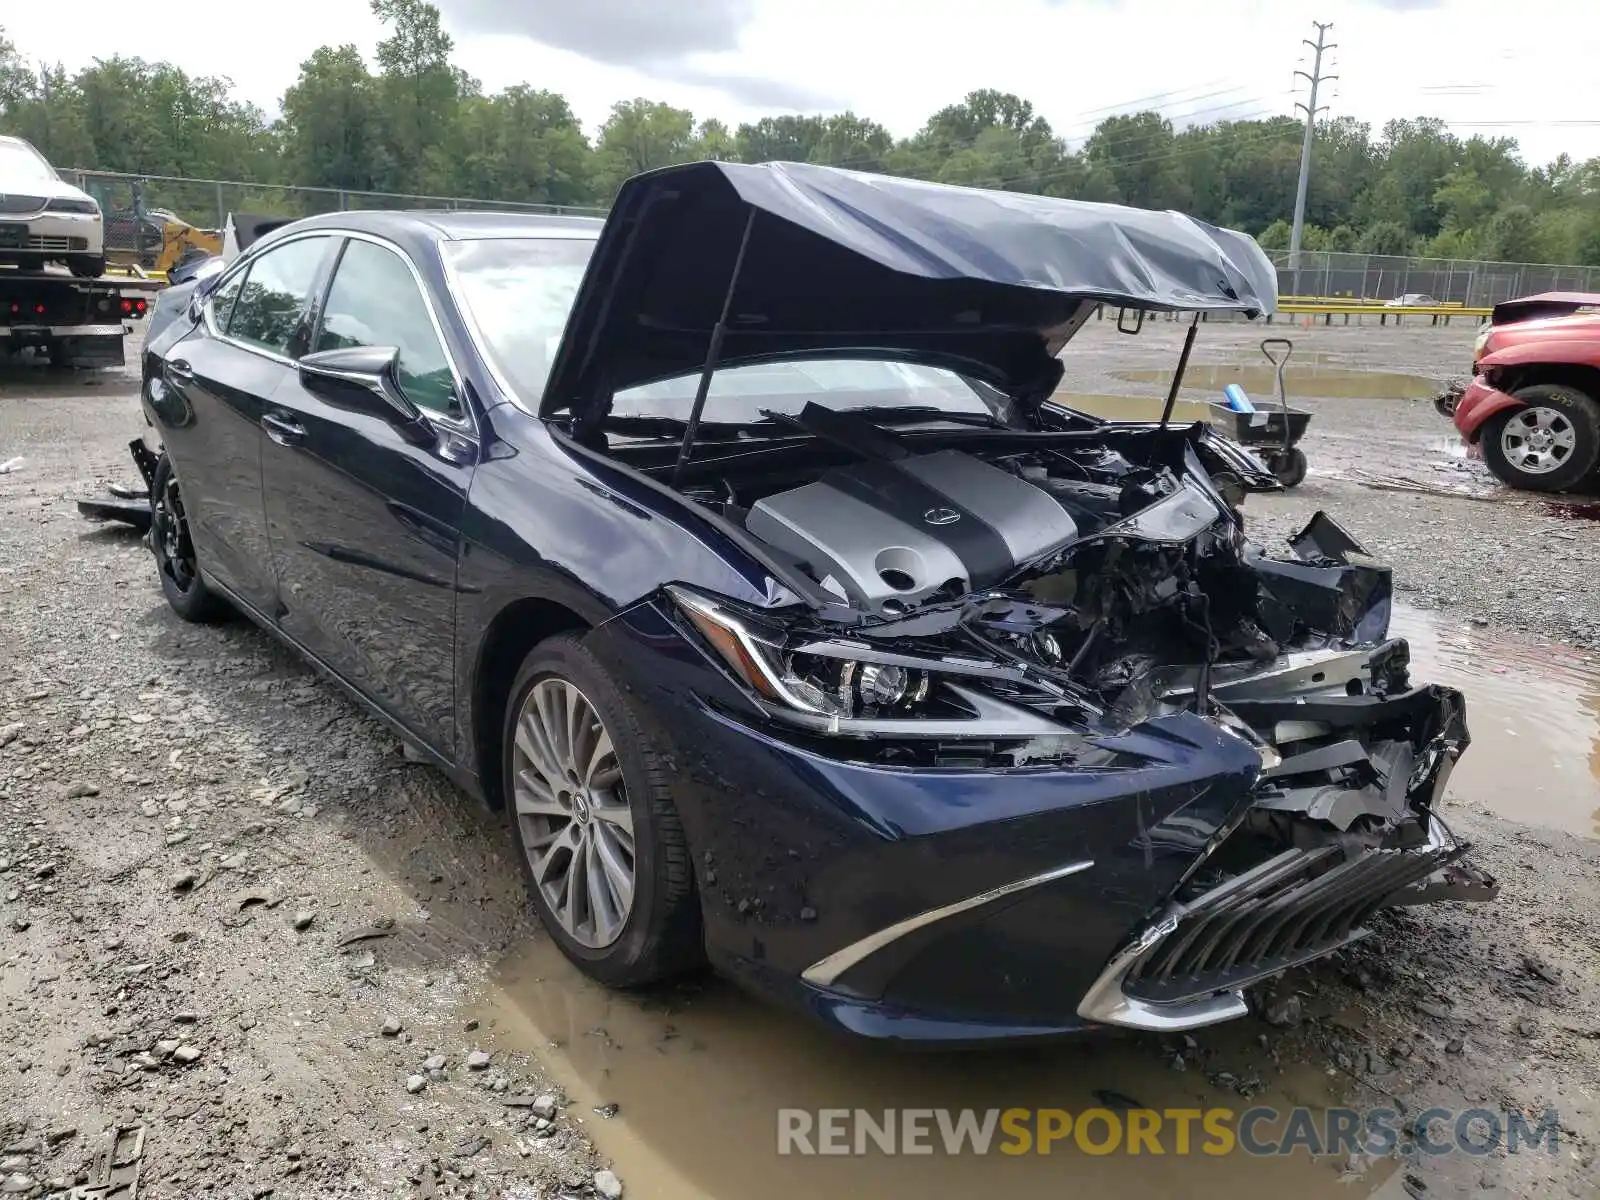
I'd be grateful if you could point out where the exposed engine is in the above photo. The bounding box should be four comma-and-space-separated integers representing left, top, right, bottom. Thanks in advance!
745, 449, 1080, 613
688, 420, 1485, 880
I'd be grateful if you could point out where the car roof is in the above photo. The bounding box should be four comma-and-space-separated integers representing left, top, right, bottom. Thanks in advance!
282, 209, 603, 244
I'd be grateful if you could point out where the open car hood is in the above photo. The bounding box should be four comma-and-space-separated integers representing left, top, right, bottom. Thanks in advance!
538, 160, 1278, 421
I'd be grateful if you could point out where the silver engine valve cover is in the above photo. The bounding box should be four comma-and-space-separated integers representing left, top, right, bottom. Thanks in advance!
746, 449, 1079, 612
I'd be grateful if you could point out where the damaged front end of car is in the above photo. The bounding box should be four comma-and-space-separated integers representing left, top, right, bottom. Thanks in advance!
540, 161, 1496, 1035
657, 422, 1496, 1031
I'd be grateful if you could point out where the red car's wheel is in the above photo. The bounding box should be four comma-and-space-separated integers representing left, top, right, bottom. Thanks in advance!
1480, 384, 1600, 493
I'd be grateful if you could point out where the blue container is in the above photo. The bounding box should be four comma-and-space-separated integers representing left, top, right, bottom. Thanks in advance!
1222, 383, 1255, 413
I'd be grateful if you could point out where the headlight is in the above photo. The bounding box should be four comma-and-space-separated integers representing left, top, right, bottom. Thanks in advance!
667, 585, 1073, 738
1473, 324, 1491, 360
44, 197, 100, 216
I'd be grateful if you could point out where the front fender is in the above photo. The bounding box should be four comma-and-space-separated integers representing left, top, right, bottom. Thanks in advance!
1452, 377, 1522, 440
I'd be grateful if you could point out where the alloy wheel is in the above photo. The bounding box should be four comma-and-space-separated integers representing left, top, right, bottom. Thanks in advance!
152, 473, 198, 591
511, 678, 636, 948
1500, 406, 1576, 476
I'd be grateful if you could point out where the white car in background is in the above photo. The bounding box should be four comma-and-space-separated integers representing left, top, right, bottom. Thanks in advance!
0, 135, 105, 278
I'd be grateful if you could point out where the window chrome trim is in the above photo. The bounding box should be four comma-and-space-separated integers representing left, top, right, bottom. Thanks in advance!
202, 229, 333, 367
800, 859, 1097, 990
202, 227, 476, 439
323, 229, 475, 436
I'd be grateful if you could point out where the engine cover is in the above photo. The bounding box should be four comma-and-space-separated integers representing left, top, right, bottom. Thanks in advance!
746, 449, 1079, 612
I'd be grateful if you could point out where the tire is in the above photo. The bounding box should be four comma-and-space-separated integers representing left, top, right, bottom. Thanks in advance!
502, 632, 702, 987
149, 454, 227, 622
68, 255, 106, 279
1269, 446, 1308, 488
1480, 384, 1600, 494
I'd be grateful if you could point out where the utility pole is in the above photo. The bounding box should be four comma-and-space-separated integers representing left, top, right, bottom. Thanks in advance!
1290, 21, 1336, 293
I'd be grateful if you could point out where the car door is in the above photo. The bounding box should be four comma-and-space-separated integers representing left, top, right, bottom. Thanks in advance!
156, 234, 336, 615
260, 233, 474, 753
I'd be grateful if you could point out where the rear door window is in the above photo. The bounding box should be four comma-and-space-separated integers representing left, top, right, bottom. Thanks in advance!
225, 236, 332, 358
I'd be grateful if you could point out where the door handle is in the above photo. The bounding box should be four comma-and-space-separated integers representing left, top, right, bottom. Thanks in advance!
165, 358, 195, 383
261, 412, 307, 447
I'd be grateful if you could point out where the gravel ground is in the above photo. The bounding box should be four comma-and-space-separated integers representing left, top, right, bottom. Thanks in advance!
1, 322, 1598, 1200
0, 354, 614, 1198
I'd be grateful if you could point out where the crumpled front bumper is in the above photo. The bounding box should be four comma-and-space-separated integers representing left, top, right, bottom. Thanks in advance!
1453, 376, 1522, 440
1077, 813, 1497, 1031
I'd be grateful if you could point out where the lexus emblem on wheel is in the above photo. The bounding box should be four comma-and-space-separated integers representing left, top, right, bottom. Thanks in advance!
923, 506, 961, 525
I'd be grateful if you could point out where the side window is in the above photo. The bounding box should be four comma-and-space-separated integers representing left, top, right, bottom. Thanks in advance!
207, 270, 246, 332
315, 239, 456, 414
225, 236, 331, 358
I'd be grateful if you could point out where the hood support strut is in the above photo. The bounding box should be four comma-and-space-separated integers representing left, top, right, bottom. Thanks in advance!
1158, 313, 1201, 433
671, 207, 758, 488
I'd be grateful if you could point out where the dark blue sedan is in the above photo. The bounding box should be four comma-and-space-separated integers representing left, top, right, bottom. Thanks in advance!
138, 161, 1494, 1042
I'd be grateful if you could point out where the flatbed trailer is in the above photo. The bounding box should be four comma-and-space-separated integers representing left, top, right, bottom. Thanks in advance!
0, 266, 161, 368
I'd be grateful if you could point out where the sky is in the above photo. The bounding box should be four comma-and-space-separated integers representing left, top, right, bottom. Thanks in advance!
6, 0, 1597, 168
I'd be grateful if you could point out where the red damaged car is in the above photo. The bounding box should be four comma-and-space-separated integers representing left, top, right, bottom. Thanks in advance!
1452, 292, 1600, 492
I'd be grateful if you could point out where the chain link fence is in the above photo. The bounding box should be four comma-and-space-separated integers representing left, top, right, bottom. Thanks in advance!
64, 169, 607, 265
1271, 251, 1600, 308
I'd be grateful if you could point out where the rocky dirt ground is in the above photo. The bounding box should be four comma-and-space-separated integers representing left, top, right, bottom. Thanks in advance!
0, 320, 1597, 1200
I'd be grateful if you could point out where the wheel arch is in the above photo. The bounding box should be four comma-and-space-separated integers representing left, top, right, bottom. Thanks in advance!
469, 595, 596, 810
1495, 362, 1600, 406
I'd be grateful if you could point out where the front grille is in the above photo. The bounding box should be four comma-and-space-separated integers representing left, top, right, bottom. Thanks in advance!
25, 235, 85, 252
0, 195, 45, 215
1123, 837, 1465, 1004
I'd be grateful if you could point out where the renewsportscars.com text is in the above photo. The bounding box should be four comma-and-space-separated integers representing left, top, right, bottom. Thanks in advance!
776, 1106, 1560, 1158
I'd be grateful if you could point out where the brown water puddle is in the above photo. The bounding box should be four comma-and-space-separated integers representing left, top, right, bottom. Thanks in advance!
474, 941, 1376, 1200
1390, 604, 1600, 840
1115, 365, 1439, 401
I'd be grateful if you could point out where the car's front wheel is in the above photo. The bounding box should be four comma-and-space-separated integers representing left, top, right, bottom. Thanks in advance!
68, 255, 106, 279
1480, 384, 1600, 493
150, 454, 227, 623
502, 632, 702, 987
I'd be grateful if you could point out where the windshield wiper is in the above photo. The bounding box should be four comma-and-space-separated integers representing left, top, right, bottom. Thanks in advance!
830, 405, 1001, 428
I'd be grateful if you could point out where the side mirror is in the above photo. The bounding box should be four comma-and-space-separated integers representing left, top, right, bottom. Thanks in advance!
297, 345, 430, 440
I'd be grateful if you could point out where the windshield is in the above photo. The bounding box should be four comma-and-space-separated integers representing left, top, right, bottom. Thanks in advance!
443, 235, 993, 423
612, 358, 991, 422
442, 236, 594, 402
0, 140, 60, 184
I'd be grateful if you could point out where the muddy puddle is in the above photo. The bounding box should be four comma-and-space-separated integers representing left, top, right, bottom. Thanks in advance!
1115, 364, 1439, 401
473, 941, 1376, 1200
1390, 604, 1600, 840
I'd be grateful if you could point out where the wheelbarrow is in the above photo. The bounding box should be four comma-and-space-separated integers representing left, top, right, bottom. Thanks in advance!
1208, 337, 1311, 487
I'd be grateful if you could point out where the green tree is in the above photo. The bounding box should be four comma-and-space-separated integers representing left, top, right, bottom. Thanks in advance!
1355, 221, 1414, 256
1084, 111, 1190, 211
594, 99, 696, 197
280, 46, 381, 193
370, 0, 461, 192
735, 114, 827, 164
1257, 219, 1292, 250
454, 86, 593, 206
1480, 204, 1539, 262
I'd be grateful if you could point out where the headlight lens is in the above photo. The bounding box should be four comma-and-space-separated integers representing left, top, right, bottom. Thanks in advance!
44, 197, 100, 216
667, 586, 1073, 738
671, 586, 930, 719
1473, 324, 1491, 360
